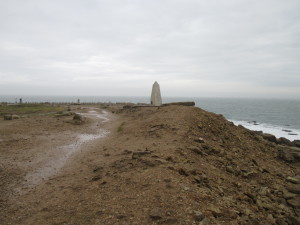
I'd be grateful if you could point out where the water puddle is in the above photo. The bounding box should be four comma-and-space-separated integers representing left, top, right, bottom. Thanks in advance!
80, 110, 110, 122
17, 109, 110, 194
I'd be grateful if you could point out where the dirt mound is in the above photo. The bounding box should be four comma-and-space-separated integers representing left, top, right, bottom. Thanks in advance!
1, 105, 299, 225
99, 105, 299, 225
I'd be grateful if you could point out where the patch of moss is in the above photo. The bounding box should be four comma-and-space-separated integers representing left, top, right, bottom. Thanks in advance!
0, 104, 65, 116
117, 122, 126, 132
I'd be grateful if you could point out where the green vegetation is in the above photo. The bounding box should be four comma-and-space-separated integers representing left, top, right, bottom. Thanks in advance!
0, 103, 65, 116
117, 122, 126, 132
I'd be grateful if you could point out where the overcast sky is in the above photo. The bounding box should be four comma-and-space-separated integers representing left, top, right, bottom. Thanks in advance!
0, 0, 299, 98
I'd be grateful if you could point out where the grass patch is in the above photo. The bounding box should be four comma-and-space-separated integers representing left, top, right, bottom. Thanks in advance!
117, 122, 126, 132
0, 104, 65, 116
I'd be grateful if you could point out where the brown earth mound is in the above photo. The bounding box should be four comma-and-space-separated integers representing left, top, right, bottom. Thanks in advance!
0, 105, 299, 225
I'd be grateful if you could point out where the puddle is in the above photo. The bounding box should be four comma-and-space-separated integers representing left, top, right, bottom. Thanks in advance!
17, 109, 110, 194
80, 110, 110, 122
58, 132, 109, 156
23, 130, 108, 190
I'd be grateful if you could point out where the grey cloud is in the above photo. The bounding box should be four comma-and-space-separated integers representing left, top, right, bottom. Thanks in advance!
0, 0, 299, 97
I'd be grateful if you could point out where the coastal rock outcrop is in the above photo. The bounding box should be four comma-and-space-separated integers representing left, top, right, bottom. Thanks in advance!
262, 133, 277, 143
278, 146, 300, 163
292, 140, 300, 148
277, 137, 292, 146
254, 130, 300, 148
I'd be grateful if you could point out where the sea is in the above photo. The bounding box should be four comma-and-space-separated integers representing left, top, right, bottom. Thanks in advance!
1, 95, 299, 141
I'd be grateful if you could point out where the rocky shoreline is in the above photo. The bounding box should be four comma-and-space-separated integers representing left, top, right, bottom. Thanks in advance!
259, 132, 300, 147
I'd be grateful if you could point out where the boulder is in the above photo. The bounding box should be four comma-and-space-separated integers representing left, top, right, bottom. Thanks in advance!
292, 140, 300, 148
277, 137, 291, 146
278, 146, 300, 163
262, 133, 277, 143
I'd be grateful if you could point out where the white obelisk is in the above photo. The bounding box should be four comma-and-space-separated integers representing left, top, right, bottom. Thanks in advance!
151, 81, 162, 106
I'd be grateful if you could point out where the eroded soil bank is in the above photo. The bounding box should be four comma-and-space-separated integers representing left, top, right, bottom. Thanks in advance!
0, 104, 299, 225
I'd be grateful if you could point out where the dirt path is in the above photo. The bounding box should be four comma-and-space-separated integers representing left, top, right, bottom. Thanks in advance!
0, 106, 118, 225
21, 108, 111, 194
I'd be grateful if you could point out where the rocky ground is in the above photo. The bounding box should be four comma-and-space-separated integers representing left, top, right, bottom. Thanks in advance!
0, 104, 299, 225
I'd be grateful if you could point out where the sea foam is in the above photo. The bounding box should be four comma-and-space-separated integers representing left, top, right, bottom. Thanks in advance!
231, 120, 300, 141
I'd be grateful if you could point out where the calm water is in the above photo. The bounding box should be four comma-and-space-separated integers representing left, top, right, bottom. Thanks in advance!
1, 95, 299, 140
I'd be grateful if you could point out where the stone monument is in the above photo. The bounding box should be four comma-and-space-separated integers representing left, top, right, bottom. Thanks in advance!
151, 81, 162, 106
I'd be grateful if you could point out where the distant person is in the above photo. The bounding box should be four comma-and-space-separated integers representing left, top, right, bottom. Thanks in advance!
19, 98, 22, 104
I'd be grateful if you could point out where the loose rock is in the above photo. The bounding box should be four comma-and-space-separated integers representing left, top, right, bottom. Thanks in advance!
286, 184, 300, 194
286, 196, 300, 208
193, 210, 205, 222
286, 176, 300, 184
4, 114, 12, 120
149, 209, 162, 220
195, 137, 205, 143
12, 115, 20, 119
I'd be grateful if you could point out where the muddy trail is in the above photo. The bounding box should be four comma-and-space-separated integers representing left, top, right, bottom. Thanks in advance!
0, 104, 299, 225
0, 105, 116, 224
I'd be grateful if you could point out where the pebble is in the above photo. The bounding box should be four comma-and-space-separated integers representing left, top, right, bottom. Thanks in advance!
149, 209, 162, 220
193, 210, 205, 222
183, 186, 190, 191
195, 137, 205, 143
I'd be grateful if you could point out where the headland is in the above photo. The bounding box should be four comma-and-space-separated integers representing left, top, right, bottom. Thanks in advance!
0, 102, 299, 224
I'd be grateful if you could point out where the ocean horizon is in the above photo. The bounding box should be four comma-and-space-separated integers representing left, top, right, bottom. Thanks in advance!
1, 95, 299, 141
